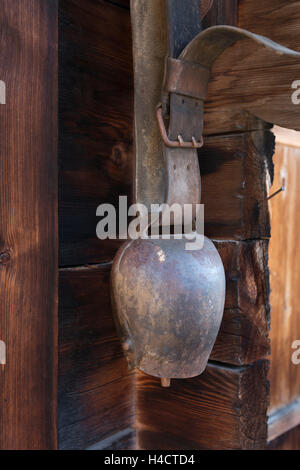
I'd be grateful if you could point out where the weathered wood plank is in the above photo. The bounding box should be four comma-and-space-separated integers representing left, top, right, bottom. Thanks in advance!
58, 264, 135, 450
0, 0, 58, 450
59, 375, 134, 450
268, 137, 300, 414
59, 0, 133, 267
240, 0, 300, 53
202, 0, 300, 135
200, 131, 275, 240
204, 41, 300, 135
136, 361, 269, 450
212, 240, 270, 365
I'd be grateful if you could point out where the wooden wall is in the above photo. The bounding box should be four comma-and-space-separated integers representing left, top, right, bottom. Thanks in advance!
58, 0, 134, 449
58, 0, 300, 450
0, 0, 58, 450
267, 129, 300, 449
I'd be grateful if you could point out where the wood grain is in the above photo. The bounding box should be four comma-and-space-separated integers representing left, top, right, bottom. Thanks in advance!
204, 40, 300, 135
57, 0, 287, 451
212, 240, 270, 365
201, 0, 300, 135
0, 0, 58, 449
239, 0, 300, 53
59, 0, 133, 267
269, 139, 300, 414
136, 361, 269, 450
58, 264, 135, 449
200, 131, 275, 240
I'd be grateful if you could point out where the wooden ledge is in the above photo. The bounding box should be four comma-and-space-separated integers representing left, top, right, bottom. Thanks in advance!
268, 399, 300, 443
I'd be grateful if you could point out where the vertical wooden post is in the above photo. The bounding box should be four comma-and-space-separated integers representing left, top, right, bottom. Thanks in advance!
0, 0, 58, 449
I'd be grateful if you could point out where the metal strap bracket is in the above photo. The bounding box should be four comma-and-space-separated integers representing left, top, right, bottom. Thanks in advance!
156, 104, 204, 149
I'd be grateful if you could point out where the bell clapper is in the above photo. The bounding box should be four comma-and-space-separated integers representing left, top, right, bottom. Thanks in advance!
161, 378, 171, 388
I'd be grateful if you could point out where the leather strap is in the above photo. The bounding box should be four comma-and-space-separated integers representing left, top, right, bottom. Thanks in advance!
162, 58, 209, 101
162, 0, 203, 212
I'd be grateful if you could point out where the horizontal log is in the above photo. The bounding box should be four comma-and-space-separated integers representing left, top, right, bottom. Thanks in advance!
136, 360, 269, 450
58, 264, 134, 449
59, 375, 134, 450
201, 130, 275, 240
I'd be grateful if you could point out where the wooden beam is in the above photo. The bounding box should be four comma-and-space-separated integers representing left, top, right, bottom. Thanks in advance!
136, 360, 269, 450
212, 240, 270, 365
200, 131, 275, 240
0, 0, 58, 449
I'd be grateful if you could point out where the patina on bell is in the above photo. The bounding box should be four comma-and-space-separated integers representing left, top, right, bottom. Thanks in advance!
111, 235, 225, 386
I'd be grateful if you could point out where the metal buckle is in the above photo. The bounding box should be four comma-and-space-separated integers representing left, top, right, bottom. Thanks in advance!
156, 105, 204, 149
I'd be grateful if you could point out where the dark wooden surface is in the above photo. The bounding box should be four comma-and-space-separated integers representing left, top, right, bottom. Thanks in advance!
0, 0, 58, 449
58, 265, 134, 449
58, 0, 300, 451
266, 130, 300, 445
165, 0, 202, 58
59, 0, 133, 267
200, 131, 274, 240
268, 139, 300, 416
58, 0, 134, 449
212, 240, 270, 365
137, 361, 269, 450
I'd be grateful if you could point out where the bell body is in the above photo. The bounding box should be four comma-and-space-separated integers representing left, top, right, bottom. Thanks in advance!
111, 236, 225, 379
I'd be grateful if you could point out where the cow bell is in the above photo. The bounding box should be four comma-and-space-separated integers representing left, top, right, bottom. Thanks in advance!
111, 236, 225, 387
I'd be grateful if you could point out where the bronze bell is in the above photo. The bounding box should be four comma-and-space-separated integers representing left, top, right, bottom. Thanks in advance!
111, 236, 225, 387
